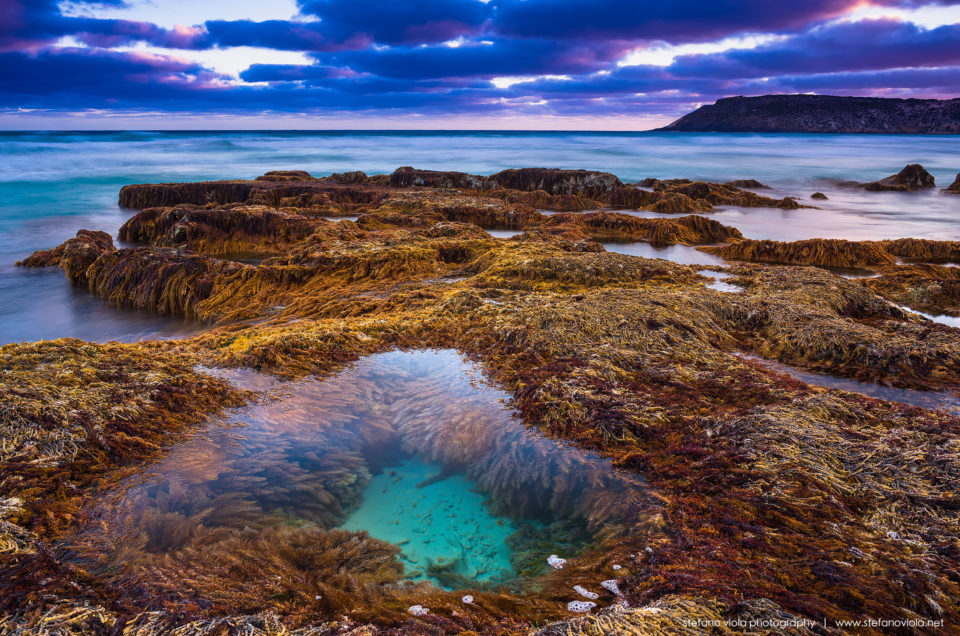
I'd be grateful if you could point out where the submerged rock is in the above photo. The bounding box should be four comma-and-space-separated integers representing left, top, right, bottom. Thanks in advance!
864, 163, 936, 191
811, 191, 828, 200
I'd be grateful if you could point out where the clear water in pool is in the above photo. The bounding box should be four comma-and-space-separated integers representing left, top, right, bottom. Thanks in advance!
74, 349, 653, 591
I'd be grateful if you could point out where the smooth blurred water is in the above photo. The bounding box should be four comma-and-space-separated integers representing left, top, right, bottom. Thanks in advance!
1, 130, 959, 344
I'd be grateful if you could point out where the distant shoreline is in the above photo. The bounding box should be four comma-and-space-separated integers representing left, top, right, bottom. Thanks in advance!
659, 94, 960, 134
2, 128, 960, 135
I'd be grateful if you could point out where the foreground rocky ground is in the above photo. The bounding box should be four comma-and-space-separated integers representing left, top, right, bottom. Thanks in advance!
2, 167, 959, 635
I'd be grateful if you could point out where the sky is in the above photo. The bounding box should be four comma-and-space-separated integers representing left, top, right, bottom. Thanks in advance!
1, 0, 958, 129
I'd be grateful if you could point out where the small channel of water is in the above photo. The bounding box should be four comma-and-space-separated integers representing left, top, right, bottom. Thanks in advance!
739, 353, 960, 413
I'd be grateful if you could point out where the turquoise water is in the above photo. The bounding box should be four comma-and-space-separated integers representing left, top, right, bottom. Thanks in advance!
341, 457, 517, 585
1, 130, 959, 344
78, 350, 651, 590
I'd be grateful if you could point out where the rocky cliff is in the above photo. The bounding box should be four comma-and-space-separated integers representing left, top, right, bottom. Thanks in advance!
659, 94, 960, 133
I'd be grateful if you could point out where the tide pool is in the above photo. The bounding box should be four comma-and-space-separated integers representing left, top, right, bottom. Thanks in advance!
73, 349, 651, 590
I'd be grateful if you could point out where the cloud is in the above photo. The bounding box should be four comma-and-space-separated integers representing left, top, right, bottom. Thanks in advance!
0, 0, 958, 125
667, 19, 960, 78
298, 0, 489, 45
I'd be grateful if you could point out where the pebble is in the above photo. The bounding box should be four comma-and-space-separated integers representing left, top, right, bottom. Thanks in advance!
408, 605, 429, 616
547, 554, 566, 569
600, 579, 621, 595
612, 564, 622, 570
573, 585, 599, 600
567, 601, 596, 613
462, 595, 474, 604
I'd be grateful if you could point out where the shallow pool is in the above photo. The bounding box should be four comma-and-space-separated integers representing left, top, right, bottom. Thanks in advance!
75, 349, 652, 591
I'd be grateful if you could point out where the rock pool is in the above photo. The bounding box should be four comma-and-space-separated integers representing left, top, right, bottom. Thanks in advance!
72, 349, 652, 592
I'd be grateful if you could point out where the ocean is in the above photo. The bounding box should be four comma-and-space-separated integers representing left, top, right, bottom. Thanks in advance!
1, 130, 958, 344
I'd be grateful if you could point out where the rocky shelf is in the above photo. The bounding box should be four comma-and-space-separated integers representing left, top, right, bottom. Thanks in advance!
2, 166, 959, 635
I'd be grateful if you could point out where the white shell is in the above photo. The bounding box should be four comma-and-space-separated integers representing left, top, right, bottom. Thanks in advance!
547, 554, 566, 569
600, 579, 621, 595
407, 605, 429, 616
461, 595, 474, 604
567, 601, 597, 613
611, 564, 622, 570
573, 585, 599, 600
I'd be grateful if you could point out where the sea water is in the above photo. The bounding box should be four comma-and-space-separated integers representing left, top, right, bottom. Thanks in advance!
1, 130, 959, 344
75, 350, 652, 590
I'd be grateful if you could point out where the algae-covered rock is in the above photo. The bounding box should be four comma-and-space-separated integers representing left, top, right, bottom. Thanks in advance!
701, 238, 897, 268
389, 166, 490, 190
255, 170, 316, 182
17, 229, 115, 285
489, 168, 623, 197
724, 179, 769, 189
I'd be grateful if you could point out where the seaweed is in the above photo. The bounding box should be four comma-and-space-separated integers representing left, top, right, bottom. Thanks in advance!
4, 168, 960, 634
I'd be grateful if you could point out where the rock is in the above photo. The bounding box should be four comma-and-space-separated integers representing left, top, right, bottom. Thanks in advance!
811, 192, 828, 200
573, 585, 599, 600
864, 164, 936, 191
328, 171, 369, 184
647, 192, 711, 214
254, 170, 315, 182
17, 229, 115, 285
118, 204, 324, 254
388, 166, 489, 190
566, 601, 596, 613
724, 179, 769, 189
700, 238, 898, 268
600, 580, 621, 595
489, 168, 623, 198
943, 173, 960, 194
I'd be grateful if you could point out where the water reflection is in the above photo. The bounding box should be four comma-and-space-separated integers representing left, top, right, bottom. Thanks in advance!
603, 241, 727, 267
700, 270, 742, 293
486, 228, 524, 239
739, 353, 960, 413
896, 304, 960, 329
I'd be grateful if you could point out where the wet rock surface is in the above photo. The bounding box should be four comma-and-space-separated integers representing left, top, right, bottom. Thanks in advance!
864, 163, 936, 192
5, 167, 960, 634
